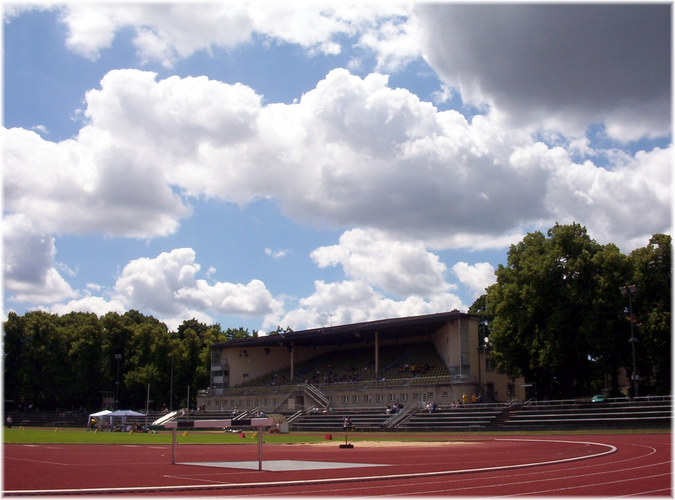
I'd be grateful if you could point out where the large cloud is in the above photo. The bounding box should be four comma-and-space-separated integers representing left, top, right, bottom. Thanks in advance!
5, 68, 668, 253
3, 214, 76, 303
414, 3, 671, 141
311, 228, 451, 296
57, 2, 411, 67
4, 65, 669, 268
3, 126, 190, 238
112, 248, 283, 322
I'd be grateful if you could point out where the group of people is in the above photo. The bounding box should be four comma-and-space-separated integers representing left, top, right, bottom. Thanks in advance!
424, 401, 438, 412
87, 418, 144, 432
385, 402, 404, 414
450, 393, 482, 407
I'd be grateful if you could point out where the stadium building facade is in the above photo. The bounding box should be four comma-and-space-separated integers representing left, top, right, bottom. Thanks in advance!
197, 311, 525, 413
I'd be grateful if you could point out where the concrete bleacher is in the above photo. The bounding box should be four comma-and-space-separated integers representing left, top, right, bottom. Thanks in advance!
290, 407, 394, 432
500, 397, 671, 430
396, 403, 509, 431
8, 410, 88, 428
241, 341, 450, 389
290, 397, 671, 432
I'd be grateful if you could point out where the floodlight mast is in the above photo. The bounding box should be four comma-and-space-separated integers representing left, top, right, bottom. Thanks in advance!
620, 285, 638, 398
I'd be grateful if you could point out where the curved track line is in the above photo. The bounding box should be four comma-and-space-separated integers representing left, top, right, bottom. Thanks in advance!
4, 437, 617, 496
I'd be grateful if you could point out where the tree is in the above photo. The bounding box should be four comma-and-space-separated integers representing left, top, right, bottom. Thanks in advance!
627, 234, 671, 394
3, 309, 254, 412
3, 312, 25, 406
59, 312, 104, 410
484, 223, 630, 399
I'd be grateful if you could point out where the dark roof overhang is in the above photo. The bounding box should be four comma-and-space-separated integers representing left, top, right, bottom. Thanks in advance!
212, 310, 478, 350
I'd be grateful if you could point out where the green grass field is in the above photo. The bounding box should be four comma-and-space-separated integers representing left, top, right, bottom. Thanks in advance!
3, 426, 667, 445
2, 427, 329, 445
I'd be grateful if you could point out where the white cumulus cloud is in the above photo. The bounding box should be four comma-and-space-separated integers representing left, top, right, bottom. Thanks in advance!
311, 228, 451, 296
453, 262, 496, 299
112, 248, 283, 324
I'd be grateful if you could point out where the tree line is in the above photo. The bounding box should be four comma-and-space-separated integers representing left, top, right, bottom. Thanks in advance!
470, 224, 670, 399
2, 311, 269, 412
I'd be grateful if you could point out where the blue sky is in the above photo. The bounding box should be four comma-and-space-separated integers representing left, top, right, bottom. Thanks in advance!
3, 3, 671, 332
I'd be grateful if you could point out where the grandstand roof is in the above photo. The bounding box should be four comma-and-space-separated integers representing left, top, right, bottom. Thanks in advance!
212, 310, 478, 349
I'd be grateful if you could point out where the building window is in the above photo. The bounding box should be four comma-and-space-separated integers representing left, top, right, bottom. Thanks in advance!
352, 395, 360, 403
413, 392, 420, 400
400, 393, 408, 402
388, 393, 396, 402
442, 391, 449, 398
364, 395, 371, 403
211, 351, 221, 364
342, 395, 349, 404
376, 394, 384, 402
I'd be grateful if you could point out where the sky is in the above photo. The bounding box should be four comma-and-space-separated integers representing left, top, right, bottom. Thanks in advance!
3, 2, 672, 333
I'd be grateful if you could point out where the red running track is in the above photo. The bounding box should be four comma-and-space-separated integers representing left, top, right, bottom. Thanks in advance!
4, 433, 671, 496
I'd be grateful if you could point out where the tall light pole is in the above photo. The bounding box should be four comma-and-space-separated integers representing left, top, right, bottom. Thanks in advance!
114, 354, 122, 410
169, 355, 174, 412
620, 285, 638, 398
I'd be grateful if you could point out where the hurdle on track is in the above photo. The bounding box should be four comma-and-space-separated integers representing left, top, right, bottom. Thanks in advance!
165, 418, 274, 470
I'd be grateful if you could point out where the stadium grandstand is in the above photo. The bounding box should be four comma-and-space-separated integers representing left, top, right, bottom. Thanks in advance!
197, 311, 525, 415
188, 310, 669, 432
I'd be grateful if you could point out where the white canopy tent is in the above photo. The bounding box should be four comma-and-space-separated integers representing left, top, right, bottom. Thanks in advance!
107, 410, 146, 429
87, 410, 112, 429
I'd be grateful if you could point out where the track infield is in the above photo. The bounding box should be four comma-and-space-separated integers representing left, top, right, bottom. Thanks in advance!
3, 433, 671, 496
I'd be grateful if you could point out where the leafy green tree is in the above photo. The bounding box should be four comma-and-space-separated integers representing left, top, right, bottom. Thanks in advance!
124, 319, 169, 408
18, 311, 65, 410
3, 312, 25, 406
627, 234, 671, 394
3, 308, 255, 412
485, 223, 630, 399
59, 312, 104, 410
